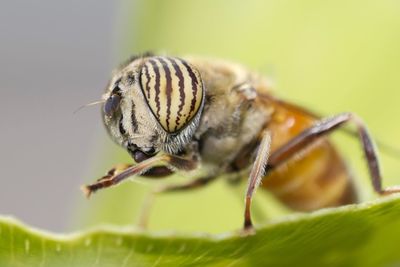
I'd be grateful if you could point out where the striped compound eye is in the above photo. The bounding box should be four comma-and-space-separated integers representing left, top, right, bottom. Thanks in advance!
139, 57, 204, 133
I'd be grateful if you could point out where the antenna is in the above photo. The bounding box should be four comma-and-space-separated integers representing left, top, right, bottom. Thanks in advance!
73, 100, 105, 114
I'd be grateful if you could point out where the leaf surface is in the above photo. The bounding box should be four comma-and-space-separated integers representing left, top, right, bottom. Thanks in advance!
2, 196, 400, 267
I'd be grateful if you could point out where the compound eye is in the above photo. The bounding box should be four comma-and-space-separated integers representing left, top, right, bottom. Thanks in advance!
139, 56, 204, 133
103, 94, 121, 117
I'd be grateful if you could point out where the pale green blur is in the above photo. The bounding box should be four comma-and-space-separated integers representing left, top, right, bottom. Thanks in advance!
77, 1, 400, 233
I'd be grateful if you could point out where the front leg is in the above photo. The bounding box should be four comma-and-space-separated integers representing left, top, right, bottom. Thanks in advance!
81, 153, 199, 197
95, 163, 133, 183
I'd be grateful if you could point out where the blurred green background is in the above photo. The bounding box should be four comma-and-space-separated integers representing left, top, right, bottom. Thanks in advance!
76, 0, 400, 234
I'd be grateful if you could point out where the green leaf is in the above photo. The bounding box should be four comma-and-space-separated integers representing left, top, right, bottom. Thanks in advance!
2, 195, 400, 267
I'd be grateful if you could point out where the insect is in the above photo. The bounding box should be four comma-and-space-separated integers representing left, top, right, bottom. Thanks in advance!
82, 53, 400, 230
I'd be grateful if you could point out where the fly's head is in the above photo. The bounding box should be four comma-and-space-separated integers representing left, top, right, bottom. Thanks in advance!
102, 55, 205, 162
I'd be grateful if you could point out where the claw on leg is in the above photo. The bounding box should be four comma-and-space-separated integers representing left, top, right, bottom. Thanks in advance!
80, 185, 92, 198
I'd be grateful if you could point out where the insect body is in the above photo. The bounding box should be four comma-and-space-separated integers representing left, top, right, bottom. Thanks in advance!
82, 54, 400, 230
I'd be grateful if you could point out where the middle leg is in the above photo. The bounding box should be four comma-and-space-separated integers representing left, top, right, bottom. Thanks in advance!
243, 131, 272, 230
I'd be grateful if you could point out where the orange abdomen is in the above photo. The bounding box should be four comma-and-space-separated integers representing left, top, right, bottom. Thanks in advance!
260, 100, 358, 211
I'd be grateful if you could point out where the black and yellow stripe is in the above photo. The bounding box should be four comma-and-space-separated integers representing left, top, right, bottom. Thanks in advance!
139, 56, 204, 133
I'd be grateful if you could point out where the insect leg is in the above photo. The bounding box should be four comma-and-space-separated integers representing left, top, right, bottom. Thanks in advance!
244, 131, 272, 230
155, 175, 218, 193
140, 166, 174, 177
81, 154, 198, 197
267, 112, 400, 195
137, 175, 218, 229
95, 163, 133, 182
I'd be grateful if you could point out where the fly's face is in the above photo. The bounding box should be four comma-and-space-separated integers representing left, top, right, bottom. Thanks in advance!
102, 55, 205, 161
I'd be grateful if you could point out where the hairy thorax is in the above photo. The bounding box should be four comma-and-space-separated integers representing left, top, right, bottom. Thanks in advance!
186, 57, 273, 169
